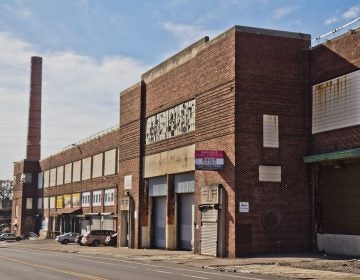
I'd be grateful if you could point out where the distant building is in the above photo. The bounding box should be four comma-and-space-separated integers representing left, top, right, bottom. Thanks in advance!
0, 180, 13, 226
12, 25, 360, 257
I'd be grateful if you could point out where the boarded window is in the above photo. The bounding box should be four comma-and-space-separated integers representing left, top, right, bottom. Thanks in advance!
37, 198, 42, 209
72, 160, 81, 182
37, 172, 43, 189
313, 70, 360, 133
43, 170, 50, 188
56, 166, 64, 185
50, 196, 55, 209
259, 165, 281, 182
64, 163, 72, 184
26, 198, 32, 209
43, 197, 49, 209
50, 168, 56, 187
92, 153, 103, 178
104, 149, 116, 176
82, 157, 91, 181
263, 114, 279, 148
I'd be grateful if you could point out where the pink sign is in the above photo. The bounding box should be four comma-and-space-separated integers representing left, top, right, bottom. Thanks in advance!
195, 150, 224, 170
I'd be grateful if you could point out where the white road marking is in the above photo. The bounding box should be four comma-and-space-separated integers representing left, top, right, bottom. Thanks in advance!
4, 247, 267, 280
145, 268, 172, 274
180, 273, 208, 279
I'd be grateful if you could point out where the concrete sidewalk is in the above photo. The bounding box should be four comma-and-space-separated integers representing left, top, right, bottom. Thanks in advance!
2, 239, 360, 279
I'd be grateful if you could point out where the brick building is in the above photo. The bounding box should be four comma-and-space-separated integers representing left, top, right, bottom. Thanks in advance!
12, 25, 360, 257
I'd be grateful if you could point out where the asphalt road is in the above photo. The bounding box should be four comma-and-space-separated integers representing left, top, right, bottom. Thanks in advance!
0, 244, 285, 280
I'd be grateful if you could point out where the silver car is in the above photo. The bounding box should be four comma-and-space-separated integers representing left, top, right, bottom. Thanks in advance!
55, 232, 79, 244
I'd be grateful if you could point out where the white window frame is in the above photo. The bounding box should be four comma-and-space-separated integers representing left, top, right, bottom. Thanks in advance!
82, 192, 90, 207
92, 190, 102, 207
104, 189, 115, 206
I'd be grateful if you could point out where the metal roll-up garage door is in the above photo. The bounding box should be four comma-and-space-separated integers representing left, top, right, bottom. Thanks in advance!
103, 216, 114, 230
200, 207, 218, 256
152, 196, 166, 248
91, 216, 101, 230
149, 176, 167, 249
175, 172, 195, 251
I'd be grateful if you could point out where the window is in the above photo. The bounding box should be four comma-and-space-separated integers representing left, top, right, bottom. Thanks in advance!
50, 168, 56, 187
21, 173, 32, 183
56, 166, 64, 185
73, 160, 81, 182
26, 198, 33, 209
104, 189, 115, 206
37, 172, 43, 189
82, 157, 91, 181
82, 192, 90, 207
104, 149, 116, 176
263, 114, 279, 148
64, 163, 72, 184
50, 196, 55, 209
43, 197, 49, 209
92, 190, 102, 207
259, 165, 281, 182
37, 198, 42, 209
43, 170, 50, 188
92, 154, 103, 178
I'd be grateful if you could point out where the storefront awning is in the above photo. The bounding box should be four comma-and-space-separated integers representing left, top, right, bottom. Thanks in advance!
303, 148, 360, 163
56, 207, 82, 215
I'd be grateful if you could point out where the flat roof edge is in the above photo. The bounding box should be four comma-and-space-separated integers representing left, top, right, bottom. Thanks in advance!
235, 25, 311, 40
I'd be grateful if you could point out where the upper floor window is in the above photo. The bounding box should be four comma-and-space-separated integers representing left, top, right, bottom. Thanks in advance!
263, 114, 279, 148
104, 189, 115, 206
92, 190, 102, 207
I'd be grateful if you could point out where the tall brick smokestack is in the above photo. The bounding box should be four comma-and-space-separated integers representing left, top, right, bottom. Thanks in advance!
26, 56, 42, 160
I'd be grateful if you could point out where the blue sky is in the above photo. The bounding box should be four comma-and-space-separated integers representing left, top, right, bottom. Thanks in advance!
0, 0, 359, 179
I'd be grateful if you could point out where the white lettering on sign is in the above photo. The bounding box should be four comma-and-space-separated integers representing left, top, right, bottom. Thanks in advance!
239, 202, 249, 213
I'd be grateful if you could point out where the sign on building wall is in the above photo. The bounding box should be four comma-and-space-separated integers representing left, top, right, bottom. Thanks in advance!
124, 175, 132, 189
239, 202, 249, 213
195, 150, 224, 170
120, 196, 130, 211
145, 99, 195, 144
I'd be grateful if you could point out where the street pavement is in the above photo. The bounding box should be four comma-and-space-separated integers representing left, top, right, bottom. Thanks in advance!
0, 240, 359, 279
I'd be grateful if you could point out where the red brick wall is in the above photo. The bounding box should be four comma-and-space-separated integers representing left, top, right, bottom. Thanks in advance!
310, 29, 360, 155
235, 30, 311, 255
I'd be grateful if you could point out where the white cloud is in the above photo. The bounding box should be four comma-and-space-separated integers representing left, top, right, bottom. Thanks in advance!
343, 6, 360, 20
0, 32, 148, 179
324, 17, 338, 25
161, 21, 221, 49
272, 6, 297, 20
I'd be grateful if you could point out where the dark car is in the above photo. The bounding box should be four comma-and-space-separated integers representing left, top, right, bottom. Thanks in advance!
105, 233, 117, 246
0, 233, 21, 241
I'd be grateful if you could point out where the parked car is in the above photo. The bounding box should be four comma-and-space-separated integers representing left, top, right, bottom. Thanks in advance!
81, 230, 115, 246
55, 232, 79, 244
0, 233, 21, 241
75, 234, 83, 245
105, 233, 117, 246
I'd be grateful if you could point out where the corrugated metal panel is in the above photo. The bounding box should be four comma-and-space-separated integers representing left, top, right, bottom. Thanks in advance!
263, 114, 279, 148
38, 172, 43, 189
152, 196, 166, 248
104, 149, 116, 176
72, 160, 81, 182
92, 217, 101, 230
103, 216, 114, 230
82, 157, 91, 181
312, 70, 360, 134
49, 168, 56, 187
64, 163, 72, 184
179, 193, 194, 250
321, 163, 360, 235
56, 166, 64, 185
149, 176, 167, 197
92, 153, 103, 178
259, 165, 281, 182
200, 207, 218, 256
175, 172, 195, 193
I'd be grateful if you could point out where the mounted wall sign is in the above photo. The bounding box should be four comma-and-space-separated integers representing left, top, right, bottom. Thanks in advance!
120, 196, 130, 211
195, 150, 224, 170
